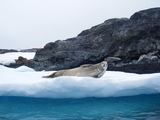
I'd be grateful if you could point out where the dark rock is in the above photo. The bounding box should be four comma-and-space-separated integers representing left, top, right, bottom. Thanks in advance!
15, 56, 28, 65
19, 48, 41, 52
6, 56, 29, 68
108, 63, 160, 74
137, 54, 150, 64
28, 8, 160, 73
0, 49, 18, 54
104, 57, 121, 66
137, 51, 159, 64
104, 57, 121, 62
150, 56, 159, 62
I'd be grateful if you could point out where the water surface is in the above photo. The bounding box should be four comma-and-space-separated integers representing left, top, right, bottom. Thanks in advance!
0, 94, 160, 120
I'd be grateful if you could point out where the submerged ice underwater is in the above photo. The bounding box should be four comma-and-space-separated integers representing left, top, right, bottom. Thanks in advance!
0, 52, 160, 119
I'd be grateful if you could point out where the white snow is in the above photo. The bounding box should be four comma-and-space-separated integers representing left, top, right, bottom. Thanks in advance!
0, 52, 35, 65
0, 52, 160, 99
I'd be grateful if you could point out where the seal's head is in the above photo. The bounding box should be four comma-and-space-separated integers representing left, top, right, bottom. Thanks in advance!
99, 61, 108, 71
95, 61, 108, 78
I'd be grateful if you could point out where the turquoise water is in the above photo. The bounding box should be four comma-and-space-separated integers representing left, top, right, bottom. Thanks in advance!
0, 94, 160, 120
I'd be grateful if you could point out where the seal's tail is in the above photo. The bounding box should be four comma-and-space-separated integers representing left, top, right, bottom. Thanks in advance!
42, 72, 56, 78
42, 76, 49, 78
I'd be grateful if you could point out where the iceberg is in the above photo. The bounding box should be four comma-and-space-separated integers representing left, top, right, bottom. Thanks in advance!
0, 52, 160, 99
0, 65, 160, 99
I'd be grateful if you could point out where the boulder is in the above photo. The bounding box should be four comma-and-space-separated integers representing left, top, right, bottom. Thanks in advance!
137, 54, 149, 64
6, 56, 29, 68
137, 51, 159, 64
104, 57, 121, 66
15, 56, 29, 65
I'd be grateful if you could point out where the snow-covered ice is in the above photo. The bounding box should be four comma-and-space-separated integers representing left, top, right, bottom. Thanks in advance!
0, 52, 35, 65
0, 52, 160, 99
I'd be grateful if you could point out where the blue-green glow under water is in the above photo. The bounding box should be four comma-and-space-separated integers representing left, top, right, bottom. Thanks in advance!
0, 94, 160, 120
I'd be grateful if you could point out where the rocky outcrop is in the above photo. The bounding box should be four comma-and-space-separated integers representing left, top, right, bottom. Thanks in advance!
0, 48, 41, 54
0, 49, 18, 54
6, 56, 29, 68
19, 48, 41, 52
28, 8, 160, 73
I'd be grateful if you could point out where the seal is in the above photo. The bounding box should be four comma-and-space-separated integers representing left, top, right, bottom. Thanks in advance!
42, 61, 108, 78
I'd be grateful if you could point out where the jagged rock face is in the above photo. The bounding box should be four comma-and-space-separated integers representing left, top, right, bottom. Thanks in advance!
29, 8, 160, 71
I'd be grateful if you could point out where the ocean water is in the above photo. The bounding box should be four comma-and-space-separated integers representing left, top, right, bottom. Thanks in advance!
0, 94, 160, 120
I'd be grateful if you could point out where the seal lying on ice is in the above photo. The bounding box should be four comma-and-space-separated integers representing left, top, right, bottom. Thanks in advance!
42, 61, 108, 78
